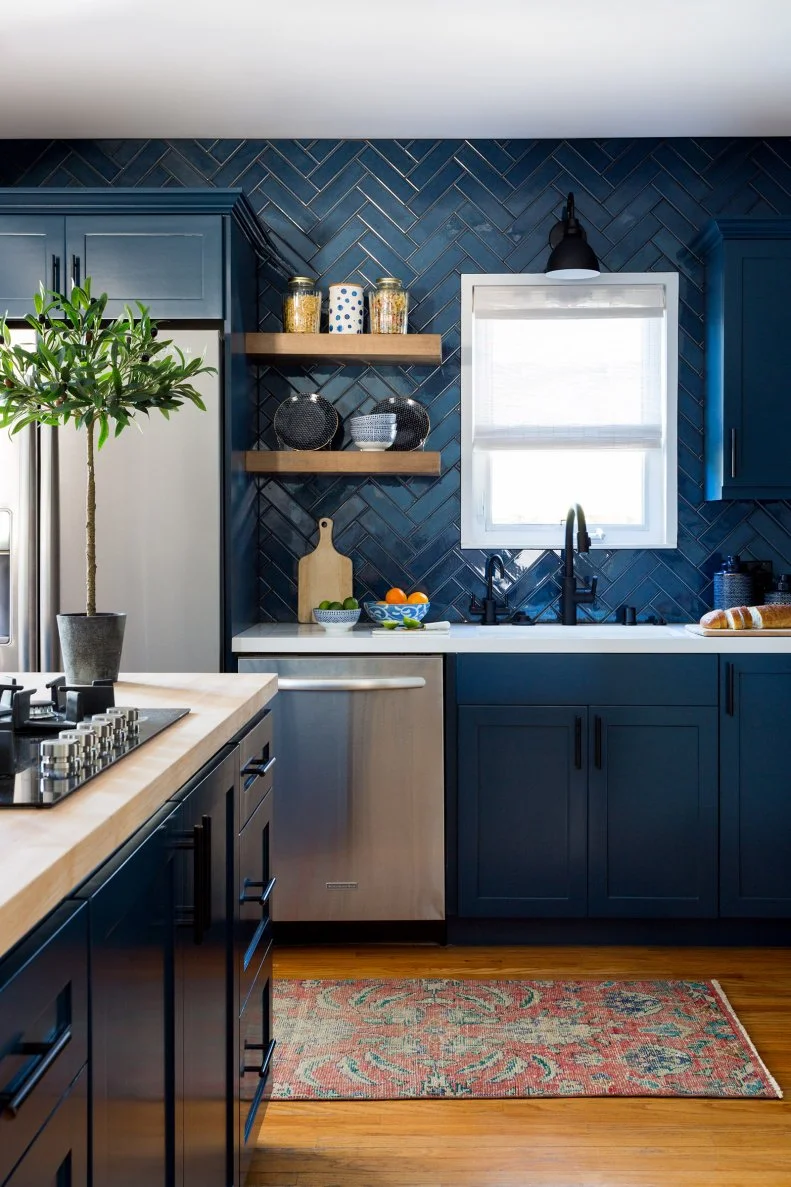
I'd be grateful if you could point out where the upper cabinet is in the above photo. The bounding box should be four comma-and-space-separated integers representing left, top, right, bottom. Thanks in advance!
699, 219, 791, 500
0, 189, 271, 322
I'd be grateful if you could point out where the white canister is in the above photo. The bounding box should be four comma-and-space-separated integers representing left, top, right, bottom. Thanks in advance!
328, 282, 365, 334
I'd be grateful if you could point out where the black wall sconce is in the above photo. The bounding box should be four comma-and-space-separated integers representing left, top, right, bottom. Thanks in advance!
545, 192, 600, 279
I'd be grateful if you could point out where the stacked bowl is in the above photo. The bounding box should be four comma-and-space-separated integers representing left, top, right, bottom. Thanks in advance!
350, 413, 397, 451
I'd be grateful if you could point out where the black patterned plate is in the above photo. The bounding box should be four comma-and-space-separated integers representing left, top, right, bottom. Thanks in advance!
370, 397, 430, 451
274, 394, 339, 450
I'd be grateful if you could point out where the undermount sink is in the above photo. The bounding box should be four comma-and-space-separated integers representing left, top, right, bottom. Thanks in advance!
467, 623, 680, 639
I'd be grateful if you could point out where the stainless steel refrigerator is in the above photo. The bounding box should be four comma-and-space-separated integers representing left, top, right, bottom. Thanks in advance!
0, 329, 222, 674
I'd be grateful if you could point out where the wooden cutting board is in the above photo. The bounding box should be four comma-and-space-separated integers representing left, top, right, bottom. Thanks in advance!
298, 517, 353, 623
685, 624, 791, 636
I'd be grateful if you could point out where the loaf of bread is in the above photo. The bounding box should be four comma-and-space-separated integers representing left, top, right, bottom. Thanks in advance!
700, 605, 791, 630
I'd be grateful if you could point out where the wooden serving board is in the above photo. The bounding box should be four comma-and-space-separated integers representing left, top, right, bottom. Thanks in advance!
685, 624, 791, 637
297, 517, 353, 623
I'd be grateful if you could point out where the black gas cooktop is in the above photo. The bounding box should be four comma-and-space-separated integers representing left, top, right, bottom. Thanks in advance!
0, 677, 189, 808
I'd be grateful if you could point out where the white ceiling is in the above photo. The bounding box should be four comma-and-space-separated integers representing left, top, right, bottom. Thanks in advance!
3, 0, 791, 140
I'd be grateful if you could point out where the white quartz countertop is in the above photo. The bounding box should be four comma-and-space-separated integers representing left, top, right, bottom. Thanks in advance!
0, 672, 277, 957
233, 622, 791, 654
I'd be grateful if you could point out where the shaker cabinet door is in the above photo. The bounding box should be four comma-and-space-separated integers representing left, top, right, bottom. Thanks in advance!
0, 216, 65, 318
720, 658, 791, 916
65, 215, 224, 319
458, 706, 588, 917
588, 707, 718, 918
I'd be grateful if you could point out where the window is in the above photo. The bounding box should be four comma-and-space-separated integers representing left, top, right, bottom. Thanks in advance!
461, 273, 678, 549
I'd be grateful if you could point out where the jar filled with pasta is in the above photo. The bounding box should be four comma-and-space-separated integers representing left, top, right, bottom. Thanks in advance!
282, 276, 322, 333
369, 277, 409, 334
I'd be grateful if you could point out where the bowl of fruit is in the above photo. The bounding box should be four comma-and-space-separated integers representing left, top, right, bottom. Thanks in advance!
363, 588, 431, 628
312, 597, 361, 632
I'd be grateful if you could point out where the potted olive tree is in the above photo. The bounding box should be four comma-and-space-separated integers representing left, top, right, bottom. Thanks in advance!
0, 279, 215, 683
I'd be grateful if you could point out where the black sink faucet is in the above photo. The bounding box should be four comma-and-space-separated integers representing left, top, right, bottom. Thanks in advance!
559, 504, 598, 625
469, 554, 510, 625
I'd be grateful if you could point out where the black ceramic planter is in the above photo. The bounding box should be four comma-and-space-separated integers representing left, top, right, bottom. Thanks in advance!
57, 612, 126, 684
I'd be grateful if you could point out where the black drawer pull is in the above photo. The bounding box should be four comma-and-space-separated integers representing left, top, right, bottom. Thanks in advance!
242, 755, 276, 790
0, 1026, 72, 1118
594, 715, 603, 769
241, 876, 276, 908
244, 1038, 276, 1081
726, 662, 735, 716
574, 716, 582, 769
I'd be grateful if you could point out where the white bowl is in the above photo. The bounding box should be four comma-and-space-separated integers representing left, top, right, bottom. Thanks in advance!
312, 607, 361, 632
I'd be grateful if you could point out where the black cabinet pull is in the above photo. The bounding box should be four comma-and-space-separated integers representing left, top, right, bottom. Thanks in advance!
726, 662, 735, 716
71, 254, 81, 290
574, 716, 582, 769
0, 1026, 72, 1117
51, 254, 61, 295
241, 875, 277, 908
730, 428, 737, 479
243, 1038, 276, 1081
242, 754, 276, 790
594, 715, 603, 769
201, 814, 212, 936
193, 822, 206, 945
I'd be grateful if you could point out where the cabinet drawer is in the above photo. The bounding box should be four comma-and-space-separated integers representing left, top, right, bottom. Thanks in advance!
3, 1065, 87, 1187
0, 904, 88, 1182
239, 790, 274, 1013
456, 655, 718, 706
239, 710, 275, 829
239, 945, 275, 1160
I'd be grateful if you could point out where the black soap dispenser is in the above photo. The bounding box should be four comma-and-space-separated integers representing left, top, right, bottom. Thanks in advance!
712, 555, 753, 610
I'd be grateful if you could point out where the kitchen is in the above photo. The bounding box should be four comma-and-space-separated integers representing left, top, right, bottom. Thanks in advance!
2, 1, 791, 1184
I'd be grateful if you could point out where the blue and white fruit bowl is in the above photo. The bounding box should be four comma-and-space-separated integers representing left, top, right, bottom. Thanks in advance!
363, 601, 431, 625
312, 607, 361, 632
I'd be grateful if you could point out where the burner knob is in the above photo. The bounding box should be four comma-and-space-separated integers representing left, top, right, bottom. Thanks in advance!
111, 706, 140, 733
88, 717, 116, 751
40, 737, 81, 778
74, 723, 99, 759
104, 707, 132, 738
59, 729, 90, 766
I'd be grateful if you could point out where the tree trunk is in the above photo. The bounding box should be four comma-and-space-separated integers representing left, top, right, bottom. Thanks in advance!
86, 418, 96, 616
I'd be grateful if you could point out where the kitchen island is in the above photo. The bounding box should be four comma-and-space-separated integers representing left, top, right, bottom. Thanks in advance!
0, 671, 277, 1187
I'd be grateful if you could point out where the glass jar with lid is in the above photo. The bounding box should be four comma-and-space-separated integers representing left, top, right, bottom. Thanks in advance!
283, 276, 322, 333
369, 277, 409, 334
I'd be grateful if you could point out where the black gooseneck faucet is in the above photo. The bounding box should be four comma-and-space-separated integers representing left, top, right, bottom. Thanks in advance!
468, 554, 510, 624
559, 504, 598, 625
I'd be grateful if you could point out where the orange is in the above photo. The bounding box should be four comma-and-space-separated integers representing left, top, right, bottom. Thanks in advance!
407, 591, 429, 604
385, 587, 407, 604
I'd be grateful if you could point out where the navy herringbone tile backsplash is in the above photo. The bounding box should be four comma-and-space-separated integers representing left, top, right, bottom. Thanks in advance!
4, 137, 791, 622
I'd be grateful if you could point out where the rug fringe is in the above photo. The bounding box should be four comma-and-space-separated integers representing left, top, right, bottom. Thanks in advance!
710, 979, 783, 1099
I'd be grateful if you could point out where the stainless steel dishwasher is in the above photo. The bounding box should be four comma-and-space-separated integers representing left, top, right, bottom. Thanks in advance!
237, 656, 444, 921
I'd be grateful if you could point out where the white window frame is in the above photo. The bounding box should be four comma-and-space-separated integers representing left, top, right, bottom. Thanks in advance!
460, 272, 679, 550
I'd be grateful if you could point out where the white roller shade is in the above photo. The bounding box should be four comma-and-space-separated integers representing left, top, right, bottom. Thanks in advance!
472, 282, 665, 452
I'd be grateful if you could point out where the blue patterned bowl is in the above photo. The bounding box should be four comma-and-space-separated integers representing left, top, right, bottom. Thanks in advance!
363, 601, 431, 625
312, 607, 361, 632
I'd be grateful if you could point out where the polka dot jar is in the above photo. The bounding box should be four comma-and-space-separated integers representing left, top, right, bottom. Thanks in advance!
328, 282, 365, 334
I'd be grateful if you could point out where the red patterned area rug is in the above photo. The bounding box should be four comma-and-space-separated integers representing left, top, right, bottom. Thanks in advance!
271, 978, 781, 1101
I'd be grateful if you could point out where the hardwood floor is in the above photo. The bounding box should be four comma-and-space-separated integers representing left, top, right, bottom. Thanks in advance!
250, 945, 791, 1187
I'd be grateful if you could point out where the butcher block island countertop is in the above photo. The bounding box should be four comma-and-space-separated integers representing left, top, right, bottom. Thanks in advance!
0, 671, 277, 956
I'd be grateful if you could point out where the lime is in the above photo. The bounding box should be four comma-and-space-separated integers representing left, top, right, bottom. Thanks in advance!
329, 601, 344, 611
403, 617, 424, 629
343, 596, 359, 610
318, 599, 332, 610
382, 621, 398, 629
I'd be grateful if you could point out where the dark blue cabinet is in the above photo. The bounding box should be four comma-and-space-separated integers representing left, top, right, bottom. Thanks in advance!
3, 1068, 87, 1187
720, 657, 791, 917
458, 706, 588, 917
0, 216, 64, 319
75, 803, 180, 1187
588, 707, 718, 918
699, 219, 791, 499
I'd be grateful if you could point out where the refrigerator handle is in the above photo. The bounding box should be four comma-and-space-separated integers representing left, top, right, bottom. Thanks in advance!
16, 427, 38, 671
39, 426, 60, 671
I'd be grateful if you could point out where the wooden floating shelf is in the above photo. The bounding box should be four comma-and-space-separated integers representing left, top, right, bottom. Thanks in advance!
244, 450, 442, 476
244, 332, 442, 366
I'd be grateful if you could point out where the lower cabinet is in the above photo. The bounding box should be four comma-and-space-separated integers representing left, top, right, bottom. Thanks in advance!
720, 657, 791, 917
458, 706, 587, 917
588, 707, 718, 917
3, 1068, 88, 1187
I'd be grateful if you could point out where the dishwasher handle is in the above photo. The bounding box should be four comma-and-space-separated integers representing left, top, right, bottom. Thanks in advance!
277, 677, 426, 692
